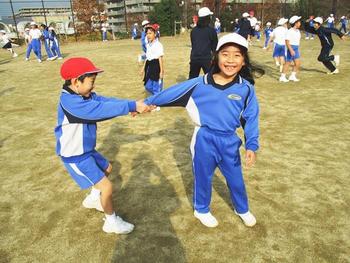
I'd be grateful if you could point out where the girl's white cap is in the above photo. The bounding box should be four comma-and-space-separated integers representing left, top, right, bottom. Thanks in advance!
341, 16, 345, 19
30, 21, 36, 25
289, 15, 301, 24
266, 22, 271, 26
49, 26, 54, 30
216, 33, 248, 51
25, 28, 30, 31
242, 12, 249, 18
198, 7, 213, 17
141, 20, 149, 26
313, 17, 323, 24
277, 18, 288, 25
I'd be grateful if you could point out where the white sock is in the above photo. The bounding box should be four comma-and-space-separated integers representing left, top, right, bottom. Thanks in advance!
291, 72, 296, 77
90, 187, 101, 198
276, 62, 280, 66
105, 212, 117, 222
281, 73, 286, 78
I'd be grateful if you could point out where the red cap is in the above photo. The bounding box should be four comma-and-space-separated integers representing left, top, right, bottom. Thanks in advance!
60, 57, 103, 80
145, 23, 159, 31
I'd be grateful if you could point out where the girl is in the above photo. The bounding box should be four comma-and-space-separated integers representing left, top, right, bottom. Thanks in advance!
141, 24, 164, 95
0, 30, 18, 58
48, 27, 63, 60
40, 24, 54, 61
280, 16, 302, 82
145, 33, 263, 228
267, 17, 288, 72
26, 22, 42, 62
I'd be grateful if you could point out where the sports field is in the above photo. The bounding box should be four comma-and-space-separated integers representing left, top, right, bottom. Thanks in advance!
0, 33, 349, 263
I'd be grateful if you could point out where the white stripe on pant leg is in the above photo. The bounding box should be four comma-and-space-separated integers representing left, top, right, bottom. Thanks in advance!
190, 126, 200, 211
69, 163, 94, 186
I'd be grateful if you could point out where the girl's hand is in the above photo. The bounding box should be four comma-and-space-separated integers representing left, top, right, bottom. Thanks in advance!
160, 71, 164, 79
245, 150, 256, 168
140, 69, 144, 76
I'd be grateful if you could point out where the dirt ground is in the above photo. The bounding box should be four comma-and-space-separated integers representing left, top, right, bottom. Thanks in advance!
0, 33, 349, 263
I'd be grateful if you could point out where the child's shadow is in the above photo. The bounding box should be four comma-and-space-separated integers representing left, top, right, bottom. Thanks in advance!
111, 153, 186, 263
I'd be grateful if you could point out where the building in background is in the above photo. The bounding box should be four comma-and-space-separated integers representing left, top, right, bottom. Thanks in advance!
15, 7, 72, 25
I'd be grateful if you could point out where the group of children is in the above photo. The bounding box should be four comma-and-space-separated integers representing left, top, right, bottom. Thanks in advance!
24, 22, 62, 62
51, 7, 346, 236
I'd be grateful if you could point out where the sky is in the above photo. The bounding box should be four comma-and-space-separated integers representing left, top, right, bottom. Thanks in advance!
0, 0, 70, 18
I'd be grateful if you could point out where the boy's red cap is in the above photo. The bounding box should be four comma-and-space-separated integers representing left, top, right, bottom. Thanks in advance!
60, 57, 103, 80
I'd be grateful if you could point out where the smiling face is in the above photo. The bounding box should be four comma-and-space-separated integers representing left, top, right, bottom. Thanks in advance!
217, 44, 245, 79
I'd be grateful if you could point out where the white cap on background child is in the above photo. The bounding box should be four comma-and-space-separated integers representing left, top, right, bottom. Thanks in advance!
277, 18, 288, 26
313, 17, 323, 24
0, 30, 6, 34
141, 20, 149, 26
198, 7, 213, 17
216, 33, 249, 51
289, 16, 301, 24
30, 21, 36, 26
266, 22, 271, 26
242, 12, 249, 18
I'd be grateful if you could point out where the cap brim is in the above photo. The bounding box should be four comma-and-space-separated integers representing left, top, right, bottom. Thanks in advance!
77, 69, 104, 78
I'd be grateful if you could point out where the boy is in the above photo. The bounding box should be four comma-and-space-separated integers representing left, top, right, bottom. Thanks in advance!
280, 16, 301, 82
304, 17, 345, 74
55, 57, 152, 234
263, 22, 273, 49
0, 30, 18, 58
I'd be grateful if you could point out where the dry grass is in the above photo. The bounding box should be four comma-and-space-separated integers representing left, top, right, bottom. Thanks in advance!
0, 33, 349, 263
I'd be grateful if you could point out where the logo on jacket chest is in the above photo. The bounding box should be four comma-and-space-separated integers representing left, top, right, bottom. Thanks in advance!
227, 94, 242, 100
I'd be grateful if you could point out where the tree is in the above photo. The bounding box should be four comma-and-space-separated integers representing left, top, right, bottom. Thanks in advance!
148, 0, 181, 36
72, 0, 105, 34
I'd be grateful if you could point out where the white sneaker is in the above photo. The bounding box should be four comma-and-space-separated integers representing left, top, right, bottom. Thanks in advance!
310, 37, 314, 40
25, 58, 29, 61
279, 76, 289, 82
82, 194, 104, 212
37, 59, 42, 63
327, 68, 339, 75
12, 53, 18, 58
103, 216, 134, 234
288, 75, 300, 82
235, 210, 256, 227
262, 47, 267, 49
194, 210, 218, 228
305, 37, 309, 40
334, 55, 340, 66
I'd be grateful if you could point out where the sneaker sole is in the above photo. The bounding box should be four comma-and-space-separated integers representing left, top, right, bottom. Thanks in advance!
102, 225, 134, 234
234, 211, 257, 227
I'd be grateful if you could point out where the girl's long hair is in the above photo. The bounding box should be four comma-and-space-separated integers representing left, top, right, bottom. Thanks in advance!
210, 43, 265, 85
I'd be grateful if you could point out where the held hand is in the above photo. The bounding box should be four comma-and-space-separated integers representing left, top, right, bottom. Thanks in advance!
245, 150, 256, 168
135, 100, 157, 113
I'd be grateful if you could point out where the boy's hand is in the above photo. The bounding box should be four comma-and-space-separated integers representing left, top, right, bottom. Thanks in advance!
160, 71, 164, 79
245, 150, 256, 168
136, 100, 156, 113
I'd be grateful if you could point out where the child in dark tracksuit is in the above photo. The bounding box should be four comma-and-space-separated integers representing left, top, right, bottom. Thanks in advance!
145, 33, 263, 228
304, 17, 345, 74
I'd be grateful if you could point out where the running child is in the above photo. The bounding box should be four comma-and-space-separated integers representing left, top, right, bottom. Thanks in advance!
280, 16, 302, 82
26, 22, 42, 62
145, 33, 263, 228
40, 24, 55, 61
326, 14, 335, 28
304, 17, 345, 74
263, 22, 273, 49
141, 24, 164, 95
55, 57, 153, 234
0, 30, 18, 58
101, 21, 109, 42
254, 21, 261, 42
267, 17, 288, 72
48, 27, 63, 59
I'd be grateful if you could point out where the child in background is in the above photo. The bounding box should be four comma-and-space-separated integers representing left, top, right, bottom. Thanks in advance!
138, 20, 150, 63
141, 24, 164, 95
131, 23, 138, 40
48, 27, 63, 60
254, 21, 261, 41
280, 16, 302, 82
55, 57, 153, 234
101, 21, 109, 42
263, 22, 273, 49
0, 30, 18, 58
40, 24, 55, 61
26, 22, 42, 62
339, 16, 347, 34
326, 14, 335, 28
267, 17, 288, 72
145, 33, 263, 228
24, 28, 30, 45
305, 16, 315, 39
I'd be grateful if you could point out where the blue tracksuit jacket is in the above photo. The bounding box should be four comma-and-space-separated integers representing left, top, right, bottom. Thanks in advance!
55, 85, 136, 163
